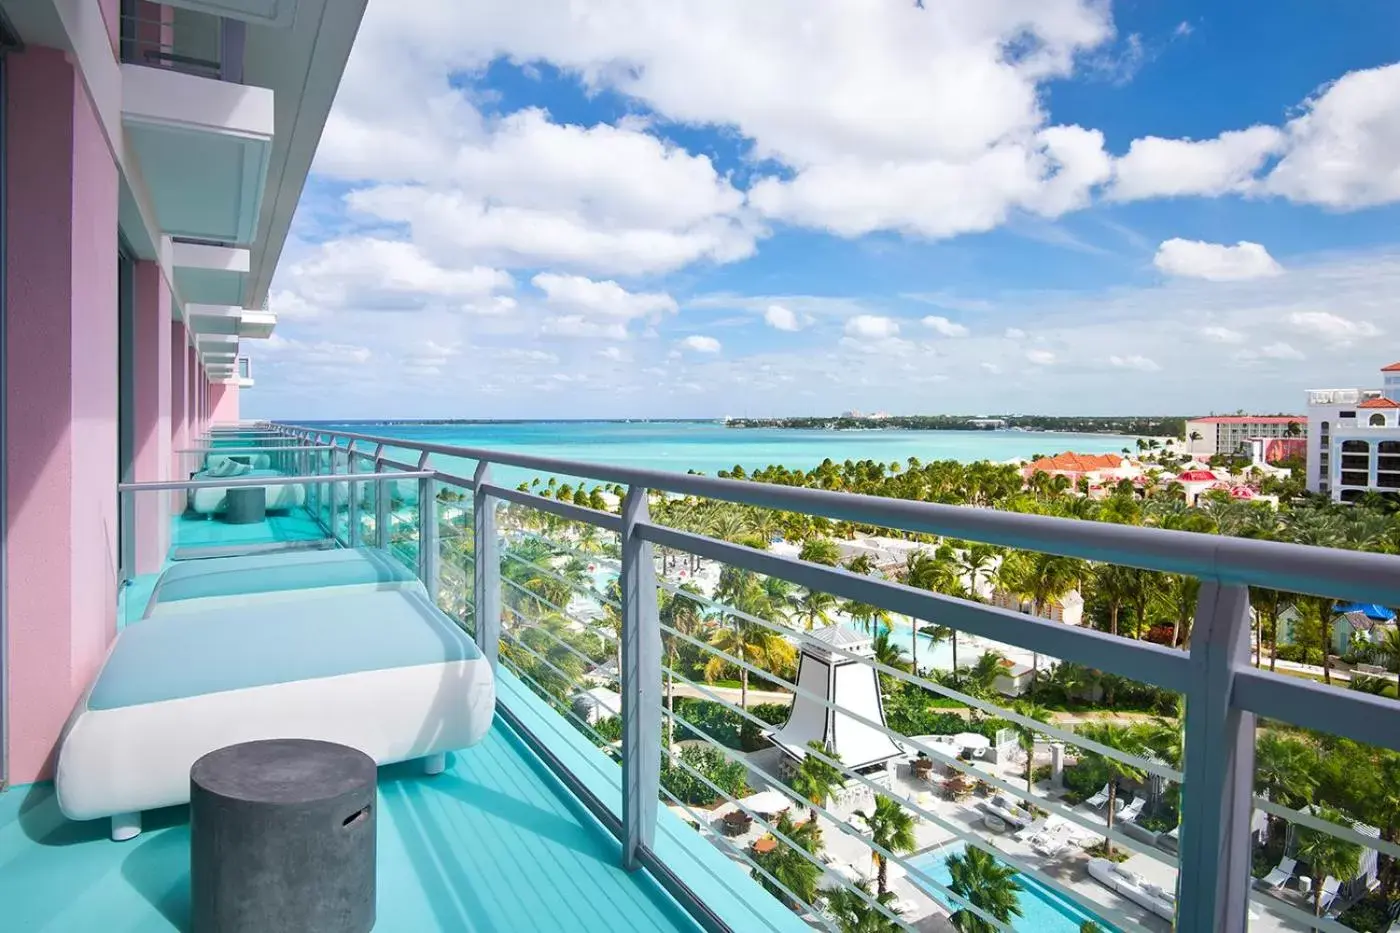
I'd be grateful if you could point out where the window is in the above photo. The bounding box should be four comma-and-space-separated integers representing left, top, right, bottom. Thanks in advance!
238, 356, 250, 379
1341, 470, 1369, 487
1340, 410, 1356, 419
1369, 413, 1387, 427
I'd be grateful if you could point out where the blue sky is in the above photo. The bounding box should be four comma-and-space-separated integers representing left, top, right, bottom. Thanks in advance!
247, 0, 1400, 420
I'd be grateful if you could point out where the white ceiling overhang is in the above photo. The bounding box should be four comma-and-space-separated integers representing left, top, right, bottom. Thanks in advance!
172, 241, 250, 309
159, 0, 299, 27
121, 63, 274, 245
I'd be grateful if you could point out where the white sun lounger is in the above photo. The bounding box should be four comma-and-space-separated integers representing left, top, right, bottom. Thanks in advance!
1257, 857, 1297, 890
1318, 876, 1342, 913
56, 585, 494, 840
1118, 797, 1146, 823
1084, 783, 1111, 808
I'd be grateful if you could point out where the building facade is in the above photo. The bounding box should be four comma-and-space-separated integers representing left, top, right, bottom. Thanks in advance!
1306, 363, 1400, 502
0, 0, 365, 785
1184, 416, 1305, 457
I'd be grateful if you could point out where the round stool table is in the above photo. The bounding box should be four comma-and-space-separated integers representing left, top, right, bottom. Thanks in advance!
222, 486, 266, 525
190, 739, 377, 933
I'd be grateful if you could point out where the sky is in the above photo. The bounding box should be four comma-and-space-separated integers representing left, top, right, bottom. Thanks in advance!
246, 0, 1400, 420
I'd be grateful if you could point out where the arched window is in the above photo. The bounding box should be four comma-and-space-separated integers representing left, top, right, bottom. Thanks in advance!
1342, 440, 1369, 453
1370, 413, 1387, 427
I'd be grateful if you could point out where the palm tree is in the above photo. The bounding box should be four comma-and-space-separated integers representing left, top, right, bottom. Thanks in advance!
946, 845, 1023, 933
791, 740, 845, 826
1298, 594, 1337, 685
1253, 733, 1318, 838
822, 881, 903, 933
705, 570, 796, 709
1249, 587, 1294, 671
844, 554, 876, 576
1294, 807, 1362, 917
798, 537, 842, 566
1022, 551, 1081, 695
793, 588, 837, 630
751, 811, 823, 910
1013, 700, 1053, 792
1092, 563, 1135, 639
1076, 723, 1148, 856
955, 543, 997, 601
1379, 624, 1400, 674
854, 794, 917, 896
963, 650, 1006, 699
660, 584, 705, 746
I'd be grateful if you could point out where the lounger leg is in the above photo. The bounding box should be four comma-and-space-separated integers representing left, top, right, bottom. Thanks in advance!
423, 753, 447, 776
111, 812, 141, 841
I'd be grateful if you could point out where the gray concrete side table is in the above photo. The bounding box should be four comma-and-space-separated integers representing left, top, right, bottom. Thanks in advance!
223, 486, 266, 524
190, 739, 377, 933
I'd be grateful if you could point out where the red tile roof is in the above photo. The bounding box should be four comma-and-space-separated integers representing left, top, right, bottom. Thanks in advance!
1187, 416, 1303, 424
1176, 470, 1219, 482
1026, 452, 1124, 474
1382, 362, 1400, 372
1358, 397, 1400, 409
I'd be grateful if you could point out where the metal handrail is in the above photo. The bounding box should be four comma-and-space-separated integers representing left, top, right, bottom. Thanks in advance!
117, 471, 434, 492
280, 423, 1400, 604
273, 422, 1400, 933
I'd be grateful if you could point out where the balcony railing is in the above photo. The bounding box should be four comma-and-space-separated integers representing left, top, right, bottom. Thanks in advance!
118, 2, 245, 83
135, 421, 1400, 933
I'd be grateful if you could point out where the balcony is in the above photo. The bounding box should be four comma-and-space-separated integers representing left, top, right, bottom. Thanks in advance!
4, 424, 1400, 932
120, 5, 274, 245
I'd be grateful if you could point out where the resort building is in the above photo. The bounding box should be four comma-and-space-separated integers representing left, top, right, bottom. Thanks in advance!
1184, 416, 1305, 458
1021, 451, 1135, 486
1306, 362, 1400, 501
990, 587, 1085, 626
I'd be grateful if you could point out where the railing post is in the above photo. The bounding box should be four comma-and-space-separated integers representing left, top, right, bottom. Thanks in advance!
473, 461, 500, 666
1178, 582, 1255, 933
119, 488, 135, 586
417, 451, 438, 603
328, 438, 341, 543
374, 445, 389, 551
620, 485, 661, 870
346, 441, 360, 548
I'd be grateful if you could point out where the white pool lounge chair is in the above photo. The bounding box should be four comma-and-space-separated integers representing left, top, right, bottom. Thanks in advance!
1256, 857, 1297, 890
144, 547, 421, 617
979, 794, 1033, 828
1318, 876, 1342, 913
1088, 857, 1176, 921
56, 583, 494, 840
1085, 783, 1111, 808
1118, 797, 1146, 823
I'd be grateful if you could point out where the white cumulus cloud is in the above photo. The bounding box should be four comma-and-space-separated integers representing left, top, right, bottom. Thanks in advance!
1026, 349, 1057, 366
679, 335, 722, 353
1004, 327, 1027, 339
531, 273, 678, 320
1109, 354, 1161, 372
1287, 311, 1382, 345
1109, 126, 1283, 201
763, 304, 810, 332
1152, 239, 1284, 282
1200, 325, 1246, 344
922, 315, 970, 337
844, 315, 901, 340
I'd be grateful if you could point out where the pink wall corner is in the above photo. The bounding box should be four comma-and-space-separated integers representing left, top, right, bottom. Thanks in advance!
5, 46, 119, 782
210, 382, 240, 423
132, 261, 171, 573
100, 0, 119, 56
187, 346, 197, 442
169, 321, 190, 511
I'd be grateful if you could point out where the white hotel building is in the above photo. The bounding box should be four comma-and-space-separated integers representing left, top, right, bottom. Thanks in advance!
1306, 362, 1400, 501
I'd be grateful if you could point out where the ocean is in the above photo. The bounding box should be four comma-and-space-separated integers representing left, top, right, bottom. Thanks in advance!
310, 420, 1139, 490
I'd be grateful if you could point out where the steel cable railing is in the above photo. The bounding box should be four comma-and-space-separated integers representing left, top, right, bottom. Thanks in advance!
272, 423, 1400, 933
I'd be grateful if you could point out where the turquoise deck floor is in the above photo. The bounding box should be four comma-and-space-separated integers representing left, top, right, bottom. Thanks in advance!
171, 507, 330, 553
0, 722, 701, 933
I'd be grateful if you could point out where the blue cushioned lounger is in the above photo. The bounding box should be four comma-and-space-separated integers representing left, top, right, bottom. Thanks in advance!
57, 585, 495, 838
146, 547, 419, 616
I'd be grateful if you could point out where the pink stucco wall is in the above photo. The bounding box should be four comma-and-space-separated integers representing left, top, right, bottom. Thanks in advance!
170, 322, 190, 517
187, 346, 197, 443
100, 0, 119, 55
5, 46, 120, 782
210, 382, 240, 423
132, 261, 171, 573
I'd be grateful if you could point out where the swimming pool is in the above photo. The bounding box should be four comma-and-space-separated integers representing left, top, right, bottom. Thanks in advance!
908, 842, 1121, 932
841, 617, 957, 671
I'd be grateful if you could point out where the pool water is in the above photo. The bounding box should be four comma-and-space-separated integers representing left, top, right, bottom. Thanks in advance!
842, 616, 957, 672
908, 843, 1121, 932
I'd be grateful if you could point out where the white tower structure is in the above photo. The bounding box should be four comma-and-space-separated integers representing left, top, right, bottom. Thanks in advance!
767, 625, 904, 793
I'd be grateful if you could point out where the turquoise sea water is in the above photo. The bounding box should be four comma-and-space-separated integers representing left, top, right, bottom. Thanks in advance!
909, 842, 1121, 932
310, 421, 1138, 491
